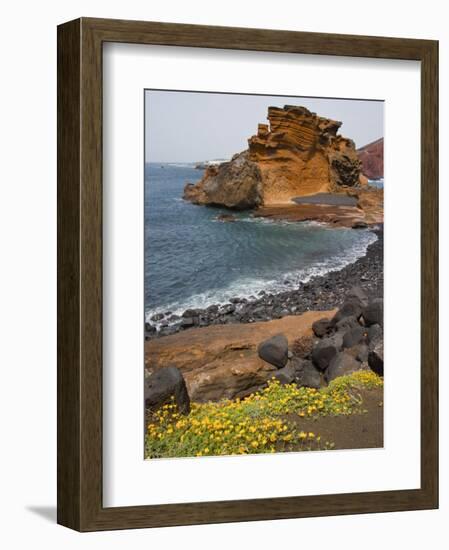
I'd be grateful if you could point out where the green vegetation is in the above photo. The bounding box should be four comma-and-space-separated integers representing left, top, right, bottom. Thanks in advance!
145, 370, 383, 459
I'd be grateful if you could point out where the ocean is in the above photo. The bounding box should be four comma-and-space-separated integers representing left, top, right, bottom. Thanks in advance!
144, 163, 377, 321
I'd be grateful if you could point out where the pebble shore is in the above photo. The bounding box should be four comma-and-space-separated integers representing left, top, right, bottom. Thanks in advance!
146, 227, 383, 339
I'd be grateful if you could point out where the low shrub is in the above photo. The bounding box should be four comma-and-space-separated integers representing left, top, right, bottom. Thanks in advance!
145, 370, 383, 459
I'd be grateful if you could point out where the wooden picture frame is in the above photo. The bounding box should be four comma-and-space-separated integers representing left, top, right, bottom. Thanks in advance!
57, 17, 438, 531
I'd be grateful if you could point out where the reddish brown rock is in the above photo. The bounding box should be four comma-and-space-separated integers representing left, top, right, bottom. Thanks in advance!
184, 105, 365, 209
145, 311, 335, 402
357, 138, 384, 180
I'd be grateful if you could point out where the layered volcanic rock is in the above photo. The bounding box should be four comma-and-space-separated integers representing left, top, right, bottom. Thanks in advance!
184, 105, 366, 209
357, 138, 384, 180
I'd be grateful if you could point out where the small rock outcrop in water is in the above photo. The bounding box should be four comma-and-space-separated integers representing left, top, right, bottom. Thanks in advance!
357, 138, 384, 180
184, 105, 366, 209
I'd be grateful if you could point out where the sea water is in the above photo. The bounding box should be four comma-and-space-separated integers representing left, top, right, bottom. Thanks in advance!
144, 163, 377, 320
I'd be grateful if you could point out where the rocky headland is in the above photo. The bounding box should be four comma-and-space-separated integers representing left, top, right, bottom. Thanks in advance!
183, 105, 383, 227
184, 105, 367, 210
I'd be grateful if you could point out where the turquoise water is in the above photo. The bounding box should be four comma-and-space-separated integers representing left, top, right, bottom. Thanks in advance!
144, 163, 377, 319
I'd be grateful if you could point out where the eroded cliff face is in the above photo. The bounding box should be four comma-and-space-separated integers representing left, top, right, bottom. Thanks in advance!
248, 106, 364, 203
184, 105, 365, 209
357, 138, 384, 180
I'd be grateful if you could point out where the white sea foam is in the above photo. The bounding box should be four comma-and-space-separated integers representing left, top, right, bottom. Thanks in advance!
145, 230, 378, 324
164, 162, 196, 168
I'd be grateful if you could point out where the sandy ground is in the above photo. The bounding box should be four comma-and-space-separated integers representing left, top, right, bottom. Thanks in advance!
287, 387, 384, 451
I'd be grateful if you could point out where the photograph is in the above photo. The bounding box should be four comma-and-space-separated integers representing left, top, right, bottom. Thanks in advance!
143, 90, 384, 459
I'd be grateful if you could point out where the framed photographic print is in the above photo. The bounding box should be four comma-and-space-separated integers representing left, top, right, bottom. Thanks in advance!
57, 17, 438, 531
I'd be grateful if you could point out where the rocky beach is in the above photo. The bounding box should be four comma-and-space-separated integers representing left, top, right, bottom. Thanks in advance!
145, 226, 382, 338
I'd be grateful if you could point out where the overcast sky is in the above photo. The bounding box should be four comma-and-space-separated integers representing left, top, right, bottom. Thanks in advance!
145, 90, 383, 163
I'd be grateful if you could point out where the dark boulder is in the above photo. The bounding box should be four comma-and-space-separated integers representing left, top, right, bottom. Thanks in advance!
329, 331, 344, 350
221, 303, 236, 315
325, 352, 362, 383
352, 221, 368, 229
257, 333, 289, 368
180, 317, 196, 328
145, 366, 190, 415
158, 326, 178, 337
312, 317, 332, 338
346, 285, 369, 308
335, 315, 360, 332
291, 357, 321, 389
150, 312, 164, 322
362, 299, 384, 326
167, 314, 180, 322
342, 326, 366, 348
331, 298, 363, 325
368, 339, 384, 376
345, 343, 369, 363
312, 337, 339, 371
145, 323, 157, 338
182, 308, 202, 318
271, 363, 296, 385
356, 343, 369, 363
367, 323, 382, 344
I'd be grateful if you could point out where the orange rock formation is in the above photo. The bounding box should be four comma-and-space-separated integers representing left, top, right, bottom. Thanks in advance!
184, 105, 366, 209
248, 106, 365, 202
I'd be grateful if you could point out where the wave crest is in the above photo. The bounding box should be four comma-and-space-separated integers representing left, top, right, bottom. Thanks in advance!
145, 230, 377, 322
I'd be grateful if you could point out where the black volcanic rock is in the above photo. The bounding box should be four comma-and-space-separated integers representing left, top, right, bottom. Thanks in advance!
257, 333, 289, 368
